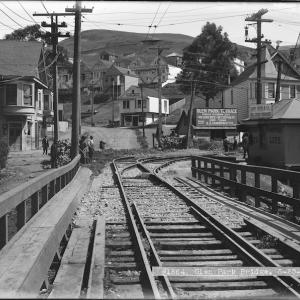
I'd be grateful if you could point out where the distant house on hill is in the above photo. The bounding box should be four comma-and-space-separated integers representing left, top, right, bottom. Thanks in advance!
0, 40, 53, 151
99, 50, 119, 62
103, 65, 139, 98
119, 85, 169, 127
115, 53, 169, 86
165, 52, 183, 67
222, 44, 300, 123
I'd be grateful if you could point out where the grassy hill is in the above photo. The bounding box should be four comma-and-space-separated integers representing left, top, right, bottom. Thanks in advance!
60, 29, 254, 66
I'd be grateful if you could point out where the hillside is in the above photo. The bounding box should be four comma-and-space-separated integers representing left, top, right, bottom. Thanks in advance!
60, 29, 254, 67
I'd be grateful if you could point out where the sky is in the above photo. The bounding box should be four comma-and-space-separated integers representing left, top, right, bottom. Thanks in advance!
1, 1, 300, 49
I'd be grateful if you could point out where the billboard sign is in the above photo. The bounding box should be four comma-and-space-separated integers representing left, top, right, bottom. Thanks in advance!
195, 108, 237, 127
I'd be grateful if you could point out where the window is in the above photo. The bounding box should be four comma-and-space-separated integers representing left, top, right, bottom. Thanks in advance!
142, 99, 146, 109
135, 100, 142, 109
132, 90, 135, 94
63, 74, 68, 82
23, 84, 33, 106
6, 84, 17, 105
268, 83, 275, 98
44, 95, 50, 110
290, 85, 296, 99
81, 74, 86, 81
163, 100, 168, 113
123, 100, 129, 109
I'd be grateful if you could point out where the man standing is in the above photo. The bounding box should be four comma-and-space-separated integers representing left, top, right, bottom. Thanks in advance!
42, 136, 49, 155
242, 133, 249, 159
87, 136, 95, 162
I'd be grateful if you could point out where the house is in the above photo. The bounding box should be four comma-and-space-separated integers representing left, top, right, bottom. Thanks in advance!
119, 85, 169, 127
165, 52, 183, 67
57, 60, 73, 103
103, 65, 139, 98
99, 50, 119, 62
223, 44, 300, 124
240, 98, 300, 169
116, 53, 169, 86
0, 40, 53, 151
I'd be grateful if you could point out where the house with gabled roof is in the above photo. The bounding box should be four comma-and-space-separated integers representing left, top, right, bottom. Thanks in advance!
0, 40, 53, 151
119, 85, 169, 127
222, 44, 300, 124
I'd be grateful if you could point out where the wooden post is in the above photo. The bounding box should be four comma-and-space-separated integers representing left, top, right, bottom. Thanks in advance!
42, 185, 48, 206
271, 177, 278, 214
191, 158, 196, 177
49, 180, 55, 199
254, 172, 260, 207
211, 163, 216, 186
17, 201, 26, 230
219, 165, 224, 190
229, 168, 237, 197
0, 214, 8, 249
293, 182, 300, 221
240, 169, 247, 202
31, 192, 40, 216
204, 161, 208, 183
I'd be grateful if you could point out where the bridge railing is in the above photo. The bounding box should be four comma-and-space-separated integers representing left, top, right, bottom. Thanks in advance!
191, 156, 300, 222
0, 155, 81, 249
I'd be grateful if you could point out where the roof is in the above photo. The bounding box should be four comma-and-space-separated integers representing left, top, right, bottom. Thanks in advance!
106, 65, 138, 77
0, 40, 42, 77
230, 64, 256, 86
271, 98, 300, 119
122, 85, 168, 99
166, 52, 183, 58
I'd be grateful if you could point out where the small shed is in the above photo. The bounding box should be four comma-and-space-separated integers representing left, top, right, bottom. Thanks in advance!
240, 98, 300, 170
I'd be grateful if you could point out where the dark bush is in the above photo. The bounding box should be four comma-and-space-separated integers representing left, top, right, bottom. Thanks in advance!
94, 93, 110, 104
0, 141, 9, 169
160, 136, 185, 149
49, 139, 71, 168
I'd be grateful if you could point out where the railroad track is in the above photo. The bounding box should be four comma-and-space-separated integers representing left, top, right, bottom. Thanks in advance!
112, 156, 300, 299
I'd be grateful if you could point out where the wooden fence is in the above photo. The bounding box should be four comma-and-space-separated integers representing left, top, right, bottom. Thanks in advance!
191, 156, 300, 221
0, 155, 81, 249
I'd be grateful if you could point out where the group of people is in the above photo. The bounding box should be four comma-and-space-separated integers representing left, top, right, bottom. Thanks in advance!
79, 135, 95, 163
223, 133, 249, 159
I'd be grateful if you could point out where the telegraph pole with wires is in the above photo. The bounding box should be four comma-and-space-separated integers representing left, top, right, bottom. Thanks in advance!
33, 12, 72, 144
245, 9, 273, 105
65, 2, 93, 159
149, 46, 169, 148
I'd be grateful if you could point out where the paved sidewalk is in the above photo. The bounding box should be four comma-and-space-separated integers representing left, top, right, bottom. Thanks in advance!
0, 149, 49, 195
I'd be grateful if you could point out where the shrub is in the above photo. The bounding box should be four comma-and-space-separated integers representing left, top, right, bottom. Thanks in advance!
0, 141, 9, 169
49, 139, 71, 168
160, 136, 185, 149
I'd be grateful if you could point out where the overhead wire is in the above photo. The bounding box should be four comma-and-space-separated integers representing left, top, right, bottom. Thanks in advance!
41, 1, 50, 15
145, 2, 161, 40
0, 7, 24, 28
0, 2, 33, 23
0, 20, 17, 31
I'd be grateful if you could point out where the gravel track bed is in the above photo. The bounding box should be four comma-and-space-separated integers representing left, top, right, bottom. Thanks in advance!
75, 163, 126, 222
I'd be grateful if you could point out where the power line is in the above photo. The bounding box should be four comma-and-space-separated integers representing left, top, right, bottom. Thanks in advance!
0, 7, 24, 28
41, 1, 50, 15
0, 20, 17, 31
145, 2, 162, 40
0, 2, 33, 23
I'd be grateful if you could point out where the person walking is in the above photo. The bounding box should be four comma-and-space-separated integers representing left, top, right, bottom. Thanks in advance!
242, 133, 249, 159
87, 136, 95, 162
233, 136, 238, 151
223, 136, 229, 153
42, 136, 49, 155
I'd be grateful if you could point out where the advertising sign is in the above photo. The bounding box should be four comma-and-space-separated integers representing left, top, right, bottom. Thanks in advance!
195, 108, 237, 127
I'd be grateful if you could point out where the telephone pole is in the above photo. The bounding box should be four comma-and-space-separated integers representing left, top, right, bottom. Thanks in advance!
65, 2, 93, 159
149, 46, 169, 148
245, 9, 273, 104
33, 12, 71, 143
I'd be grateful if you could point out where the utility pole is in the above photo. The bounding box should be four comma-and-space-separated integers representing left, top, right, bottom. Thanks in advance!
34, 12, 71, 143
149, 46, 169, 148
275, 41, 282, 103
65, 2, 93, 159
112, 79, 115, 124
186, 80, 196, 149
140, 84, 145, 137
90, 79, 95, 126
245, 9, 273, 105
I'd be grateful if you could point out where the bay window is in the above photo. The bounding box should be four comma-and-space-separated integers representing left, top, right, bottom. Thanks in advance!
6, 84, 17, 105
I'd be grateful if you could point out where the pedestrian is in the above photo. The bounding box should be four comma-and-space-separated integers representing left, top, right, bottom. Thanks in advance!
79, 135, 87, 163
233, 136, 237, 151
42, 135, 49, 155
223, 136, 229, 153
87, 135, 95, 162
242, 133, 249, 159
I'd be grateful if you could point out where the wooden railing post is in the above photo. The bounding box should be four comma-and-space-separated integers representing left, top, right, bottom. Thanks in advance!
254, 173, 260, 207
271, 177, 278, 214
42, 185, 48, 206
211, 163, 216, 187
191, 158, 196, 177
0, 214, 8, 249
240, 169, 247, 202
204, 161, 208, 184
229, 168, 237, 197
292, 182, 300, 221
31, 192, 40, 216
49, 180, 55, 199
17, 201, 26, 230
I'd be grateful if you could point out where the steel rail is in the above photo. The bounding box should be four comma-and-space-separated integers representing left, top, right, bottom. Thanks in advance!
137, 159, 300, 298
112, 158, 160, 299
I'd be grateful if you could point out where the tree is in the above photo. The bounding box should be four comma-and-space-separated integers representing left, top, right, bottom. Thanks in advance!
177, 22, 237, 107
